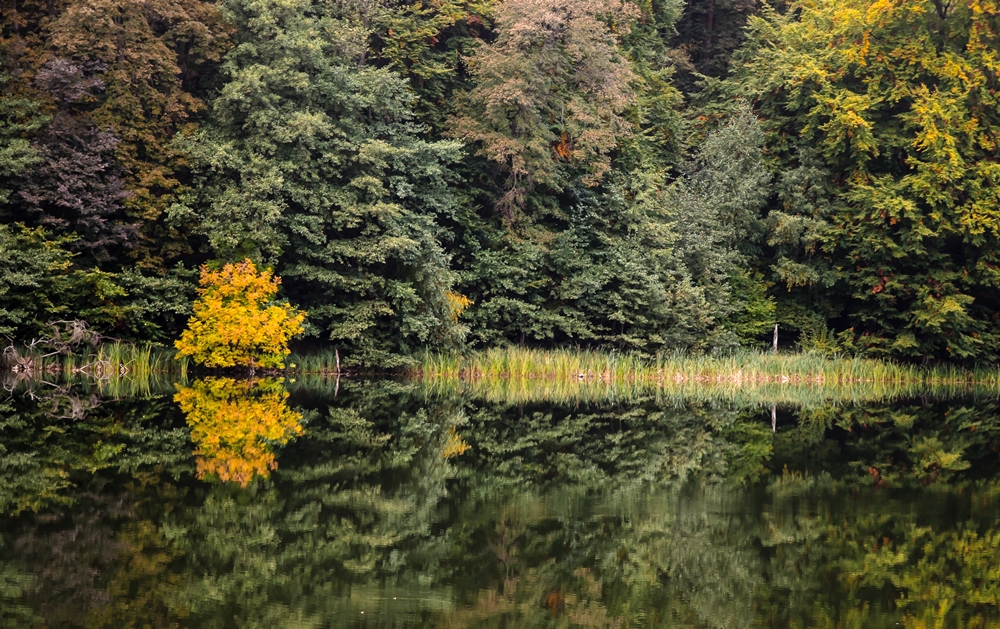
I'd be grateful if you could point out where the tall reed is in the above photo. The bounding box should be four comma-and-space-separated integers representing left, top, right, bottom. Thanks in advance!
411, 347, 1000, 405
286, 349, 343, 375
417, 372, 1000, 407
1, 342, 185, 397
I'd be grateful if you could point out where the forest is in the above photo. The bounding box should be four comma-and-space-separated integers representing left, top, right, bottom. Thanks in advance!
2, 0, 999, 367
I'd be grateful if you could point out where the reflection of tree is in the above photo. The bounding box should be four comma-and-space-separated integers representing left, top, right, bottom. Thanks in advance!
750, 475, 1000, 629
13, 505, 123, 624
773, 399, 1000, 486
0, 485, 191, 629
0, 393, 188, 516
456, 398, 773, 495
175, 377, 303, 486
423, 482, 762, 629
12, 384, 1000, 627
826, 493, 1000, 627
163, 381, 472, 627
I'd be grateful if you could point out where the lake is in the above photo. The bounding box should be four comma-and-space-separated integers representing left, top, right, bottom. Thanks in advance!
2, 374, 1000, 627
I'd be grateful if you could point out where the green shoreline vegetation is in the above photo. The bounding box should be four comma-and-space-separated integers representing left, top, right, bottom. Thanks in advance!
412, 348, 1000, 404
414, 347, 998, 385
7, 344, 1000, 404
1, 342, 187, 397
1, 342, 183, 376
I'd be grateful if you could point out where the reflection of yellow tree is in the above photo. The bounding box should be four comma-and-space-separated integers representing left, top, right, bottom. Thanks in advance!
175, 378, 303, 487
442, 426, 470, 459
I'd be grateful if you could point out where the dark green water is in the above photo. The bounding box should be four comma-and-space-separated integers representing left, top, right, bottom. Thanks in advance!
3, 376, 1000, 628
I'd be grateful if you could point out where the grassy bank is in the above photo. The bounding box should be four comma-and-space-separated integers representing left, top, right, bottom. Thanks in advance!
1, 342, 186, 396
409, 347, 1000, 405
415, 347, 1000, 384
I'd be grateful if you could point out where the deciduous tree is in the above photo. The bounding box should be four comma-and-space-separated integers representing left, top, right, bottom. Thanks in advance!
177, 0, 465, 366
732, 0, 1000, 360
42, 0, 231, 266
15, 59, 136, 266
175, 259, 305, 370
448, 0, 640, 216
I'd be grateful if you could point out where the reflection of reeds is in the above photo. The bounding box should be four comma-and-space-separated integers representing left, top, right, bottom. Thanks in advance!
411, 348, 1000, 406
417, 376, 1000, 407
1, 343, 185, 397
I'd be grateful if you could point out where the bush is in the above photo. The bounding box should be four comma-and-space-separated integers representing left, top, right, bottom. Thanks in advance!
175, 259, 305, 370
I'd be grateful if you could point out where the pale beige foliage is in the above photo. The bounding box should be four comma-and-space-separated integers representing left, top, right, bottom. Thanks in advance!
449, 0, 639, 214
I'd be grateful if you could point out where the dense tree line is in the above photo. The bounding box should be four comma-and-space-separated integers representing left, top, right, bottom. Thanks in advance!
2, 0, 998, 365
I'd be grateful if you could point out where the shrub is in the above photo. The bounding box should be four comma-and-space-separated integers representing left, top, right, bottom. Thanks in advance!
175, 259, 305, 370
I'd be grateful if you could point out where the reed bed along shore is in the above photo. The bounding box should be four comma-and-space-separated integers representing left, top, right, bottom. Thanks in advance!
410, 347, 1000, 405
415, 373, 999, 407
415, 347, 1000, 386
287, 350, 342, 376
8, 344, 1000, 406
1, 342, 186, 397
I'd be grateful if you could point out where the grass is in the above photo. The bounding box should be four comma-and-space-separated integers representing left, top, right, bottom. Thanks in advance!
286, 349, 342, 375
409, 347, 1000, 406
58, 344, 186, 378
1, 342, 186, 397
414, 346, 1000, 385
416, 372, 1000, 407
8, 344, 1000, 407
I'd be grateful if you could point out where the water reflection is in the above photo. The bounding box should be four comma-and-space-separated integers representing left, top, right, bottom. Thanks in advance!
1, 379, 1000, 626
175, 377, 302, 486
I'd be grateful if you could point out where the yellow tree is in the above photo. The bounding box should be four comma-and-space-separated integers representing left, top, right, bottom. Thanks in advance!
176, 259, 305, 370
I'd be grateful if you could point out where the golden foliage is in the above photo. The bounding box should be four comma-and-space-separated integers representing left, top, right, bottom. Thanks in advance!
445, 292, 474, 321
174, 377, 303, 486
175, 259, 305, 369
441, 426, 471, 458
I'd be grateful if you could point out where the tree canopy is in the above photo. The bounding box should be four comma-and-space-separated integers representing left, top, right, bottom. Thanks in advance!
2, 0, 999, 364
175, 259, 305, 369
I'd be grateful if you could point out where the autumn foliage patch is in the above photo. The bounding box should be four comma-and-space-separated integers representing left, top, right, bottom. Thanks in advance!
175, 259, 305, 370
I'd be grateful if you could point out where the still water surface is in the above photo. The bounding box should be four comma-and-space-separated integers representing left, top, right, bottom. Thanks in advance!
3, 376, 1000, 627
